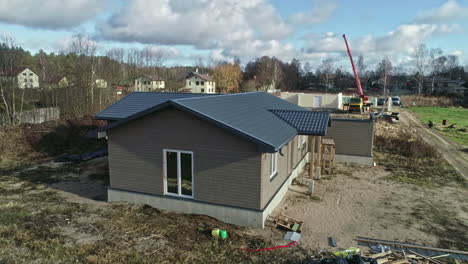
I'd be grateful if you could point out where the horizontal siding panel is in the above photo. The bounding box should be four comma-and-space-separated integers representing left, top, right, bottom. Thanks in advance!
108, 107, 262, 210
325, 119, 374, 156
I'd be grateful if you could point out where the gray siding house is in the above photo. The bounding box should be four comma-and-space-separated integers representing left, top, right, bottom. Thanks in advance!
95, 92, 330, 228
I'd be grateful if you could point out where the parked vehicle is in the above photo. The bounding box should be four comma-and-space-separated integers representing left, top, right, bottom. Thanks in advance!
377, 98, 386, 106
391, 96, 401, 106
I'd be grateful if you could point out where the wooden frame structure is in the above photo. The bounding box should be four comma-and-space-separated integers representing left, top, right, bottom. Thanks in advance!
321, 139, 335, 175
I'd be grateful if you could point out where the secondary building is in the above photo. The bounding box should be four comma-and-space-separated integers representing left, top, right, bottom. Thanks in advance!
0, 67, 40, 88
43, 75, 69, 89
95, 92, 330, 228
185, 69, 216, 93
134, 75, 165, 91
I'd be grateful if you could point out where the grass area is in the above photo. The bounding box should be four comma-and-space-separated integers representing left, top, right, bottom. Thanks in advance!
0, 165, 312, 263
409, 106, 468, 146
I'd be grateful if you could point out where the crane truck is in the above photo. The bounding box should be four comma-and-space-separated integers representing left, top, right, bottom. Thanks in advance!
342, 34, 372, 112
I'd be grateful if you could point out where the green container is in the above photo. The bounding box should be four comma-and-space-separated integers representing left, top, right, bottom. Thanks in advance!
219, 230, 228, 240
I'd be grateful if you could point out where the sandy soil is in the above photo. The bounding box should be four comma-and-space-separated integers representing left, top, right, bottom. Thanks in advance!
253, 162, 468, 251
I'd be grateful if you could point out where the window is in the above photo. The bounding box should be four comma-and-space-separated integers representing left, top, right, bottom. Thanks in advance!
201, 81, 205, 85
24, 79, 27, 82
23, 73, 26, 76
201, 88, 205, 93
30, 79, 33, 82
270, 152, 278, 178
29, 73, 33, 76
189, 81, 191, 86
196, 81, 200, 85
164, 150, 194, 198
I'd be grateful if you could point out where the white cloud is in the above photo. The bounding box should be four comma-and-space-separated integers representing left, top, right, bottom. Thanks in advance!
96, 0, 339, 62
98, 0, 293, 48
0, 0, 107, 29
303, 23, 462, 70
289, 0, 337, 25
415, 0, 468, 22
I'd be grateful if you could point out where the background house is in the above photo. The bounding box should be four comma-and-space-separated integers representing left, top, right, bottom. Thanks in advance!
43, 75, 68, 89
95, 92, 330, 228
95, 77, 108, 89
185, 69, 216, 93
424, 78, 466, 95
134, 75, 165, 91
0, 67, 40, 89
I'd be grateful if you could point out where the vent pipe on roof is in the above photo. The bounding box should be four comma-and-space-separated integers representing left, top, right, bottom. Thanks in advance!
195, 68, 199, 73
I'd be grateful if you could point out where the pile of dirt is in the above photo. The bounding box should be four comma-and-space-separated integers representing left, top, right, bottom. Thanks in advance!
0, 116, 107, 168
400, 95, 458, 107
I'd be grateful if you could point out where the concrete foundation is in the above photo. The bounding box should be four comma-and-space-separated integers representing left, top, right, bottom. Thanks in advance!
108, 153, 309, 229
335, 154, 373, 166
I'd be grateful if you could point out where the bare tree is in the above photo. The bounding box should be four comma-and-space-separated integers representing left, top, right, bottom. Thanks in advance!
68, 34, 97, 114
0, 35, 22, 125
414, 43, 428, 94
377, 57, 393, 96
357, 54, 368, 89
446, 55, 459, 79
428, 48, 447, 93
317, 58, 334, 91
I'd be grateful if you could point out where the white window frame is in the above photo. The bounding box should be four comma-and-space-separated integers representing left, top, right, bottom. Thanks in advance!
163, 149, 194, 199
302, 135, 307, 147
270, 152, 278, 178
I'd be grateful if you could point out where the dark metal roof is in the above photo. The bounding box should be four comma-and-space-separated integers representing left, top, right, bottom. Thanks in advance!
269, 110, 330, 136
95, 92, 219, 120
96, 92, 331, 152
186, 72, 213, 81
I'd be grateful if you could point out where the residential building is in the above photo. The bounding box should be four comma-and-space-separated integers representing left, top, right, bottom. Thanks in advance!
44, 75, 68, 89
0, 67, 40, 88
95, 92, 330, 228
134, 75, 165, 91
424, 78, 466, 95
185, 69, 216, 93
95, 78, 108, 89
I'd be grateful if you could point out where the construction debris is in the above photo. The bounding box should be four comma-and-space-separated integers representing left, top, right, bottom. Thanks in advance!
356, 236, 468, 261
284, 231, 301, 242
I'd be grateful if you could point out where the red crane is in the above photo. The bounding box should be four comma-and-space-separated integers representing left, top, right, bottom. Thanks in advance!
342, 34, 368, 102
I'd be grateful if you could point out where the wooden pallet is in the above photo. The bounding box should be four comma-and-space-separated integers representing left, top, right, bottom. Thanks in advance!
273, 213, 303, 232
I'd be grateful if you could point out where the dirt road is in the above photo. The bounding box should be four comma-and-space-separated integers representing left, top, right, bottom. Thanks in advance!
399, 109, 468, 179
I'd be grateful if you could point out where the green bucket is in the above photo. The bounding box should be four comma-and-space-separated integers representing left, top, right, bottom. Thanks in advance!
219, 230, 228, 240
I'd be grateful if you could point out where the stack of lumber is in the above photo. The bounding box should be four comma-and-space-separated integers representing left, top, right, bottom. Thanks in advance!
368, 250, 450, 264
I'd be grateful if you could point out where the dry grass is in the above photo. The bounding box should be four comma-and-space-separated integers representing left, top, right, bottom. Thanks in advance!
374, 120, 466, 187
0, 116, 107, 169
0, 165, 312, 264
400, 95, 458, 107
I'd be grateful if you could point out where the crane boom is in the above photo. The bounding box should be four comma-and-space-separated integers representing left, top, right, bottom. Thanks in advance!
342, 34, 364, 98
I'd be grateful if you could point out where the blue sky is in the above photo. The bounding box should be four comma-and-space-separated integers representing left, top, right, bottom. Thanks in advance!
0, 0, 467, 70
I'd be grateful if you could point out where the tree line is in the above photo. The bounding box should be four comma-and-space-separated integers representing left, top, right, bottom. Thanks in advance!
1, 34, 467, 124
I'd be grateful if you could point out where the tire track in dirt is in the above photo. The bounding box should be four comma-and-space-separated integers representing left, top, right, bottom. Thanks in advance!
399, 110, 468, 180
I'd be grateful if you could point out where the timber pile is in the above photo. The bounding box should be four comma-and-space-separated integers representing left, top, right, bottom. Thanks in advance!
368, 250, 450, 264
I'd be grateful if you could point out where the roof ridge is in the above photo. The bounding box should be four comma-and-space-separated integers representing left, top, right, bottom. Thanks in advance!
172, 91, 264, 102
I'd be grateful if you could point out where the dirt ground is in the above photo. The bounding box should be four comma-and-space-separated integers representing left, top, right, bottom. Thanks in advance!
254, 163, 468, 251
252, 110, 468, 253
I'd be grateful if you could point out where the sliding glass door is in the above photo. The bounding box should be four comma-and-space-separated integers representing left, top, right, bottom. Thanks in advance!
164, 150, 193, 198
